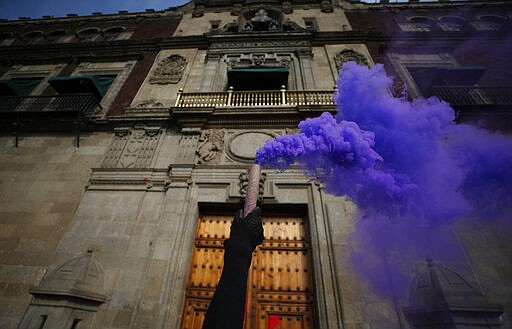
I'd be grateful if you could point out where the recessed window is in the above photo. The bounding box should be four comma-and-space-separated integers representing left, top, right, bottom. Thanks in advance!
439, 16, 466, 32
22, 31, 44, 44
38, 315, 48, 329
409, 17, 435, 32
477, 15, 508, 31
46, 30, 67, 43
103, 27, 125, 41
70, 319, 81, 329
77, 28, 101, 42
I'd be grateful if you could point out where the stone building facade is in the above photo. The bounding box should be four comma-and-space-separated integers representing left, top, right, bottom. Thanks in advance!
0, 0, 510, 328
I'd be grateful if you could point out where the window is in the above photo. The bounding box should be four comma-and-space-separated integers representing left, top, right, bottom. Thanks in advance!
46, 30, 67, 43
409, 17, 435, 32
22, 31, 44, 44
103, 27, 125, 41
77, 28, 101, 42
476, 15, 509, 31
227, 67, 288, 91
38, 315, 48, 329
439, 16, 466, 32
70, 319, 81, 329
48, 75, 116, 100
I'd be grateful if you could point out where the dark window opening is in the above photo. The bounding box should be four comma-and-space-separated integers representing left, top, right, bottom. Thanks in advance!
227, 68, 288, 91
408, 66, 486, 97
48, 75, 116, 100
38, 315, 48, 329
70, 319, 81, 329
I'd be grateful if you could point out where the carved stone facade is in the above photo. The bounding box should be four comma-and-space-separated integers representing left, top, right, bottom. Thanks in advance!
149, 54, 187, 84
1, 1, 511, 329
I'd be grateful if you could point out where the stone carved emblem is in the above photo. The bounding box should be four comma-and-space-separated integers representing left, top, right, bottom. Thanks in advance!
334, 49, 368, 71
196, 129, 225, 165
150, 54, 187, 84
101, 126, 162, 168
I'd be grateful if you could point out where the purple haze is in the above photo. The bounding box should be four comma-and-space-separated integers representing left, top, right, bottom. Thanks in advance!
256, 61, 512, 298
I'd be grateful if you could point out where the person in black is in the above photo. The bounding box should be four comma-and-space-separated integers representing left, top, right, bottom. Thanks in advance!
202, 207, 264, 329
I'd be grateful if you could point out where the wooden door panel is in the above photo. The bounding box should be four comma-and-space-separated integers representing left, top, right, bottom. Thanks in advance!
181, 214, 315, 329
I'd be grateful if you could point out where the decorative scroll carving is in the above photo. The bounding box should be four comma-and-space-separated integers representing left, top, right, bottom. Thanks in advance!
196, 129, 225, 165
101, 126, 161, 168
239, 170, 266, 202
334, 49, 369, 70
150, 54, 187, 84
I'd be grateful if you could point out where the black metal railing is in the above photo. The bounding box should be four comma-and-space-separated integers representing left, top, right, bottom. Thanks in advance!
432, 86, 512, 106
0, 93, 101, 116
0, 93, 101, 147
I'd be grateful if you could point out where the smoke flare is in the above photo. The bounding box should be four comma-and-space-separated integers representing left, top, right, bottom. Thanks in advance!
256, 61, 512, 298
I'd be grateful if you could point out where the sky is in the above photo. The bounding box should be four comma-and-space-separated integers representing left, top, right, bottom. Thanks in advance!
0, 0, 189, 20
0, 0, 467, 21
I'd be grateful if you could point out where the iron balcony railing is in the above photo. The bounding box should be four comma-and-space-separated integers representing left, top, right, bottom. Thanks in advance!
174, 87, 335, 108
0, 93, 101, 116
432, 86, 512, 106
0, 93, 102, 147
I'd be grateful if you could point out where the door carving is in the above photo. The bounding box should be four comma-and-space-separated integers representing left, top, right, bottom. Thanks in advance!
180, 213, 315, 329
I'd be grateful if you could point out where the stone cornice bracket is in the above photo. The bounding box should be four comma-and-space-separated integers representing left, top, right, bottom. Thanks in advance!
168, 165, 193, 187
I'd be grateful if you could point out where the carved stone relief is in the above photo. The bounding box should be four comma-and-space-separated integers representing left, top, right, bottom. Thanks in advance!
149, 54, 187, 84
334, 49, 369, 70
226, 131, 276, 163
133, 99, 165, 108
225, 53, 293, 69
196, 129, 225, 165
101, 126, 162, 168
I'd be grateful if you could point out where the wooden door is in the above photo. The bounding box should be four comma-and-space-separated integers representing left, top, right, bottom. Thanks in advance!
180, 213, 315, 329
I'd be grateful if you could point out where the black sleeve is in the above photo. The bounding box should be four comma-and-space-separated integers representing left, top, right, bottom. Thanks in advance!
202, 207, 264, 329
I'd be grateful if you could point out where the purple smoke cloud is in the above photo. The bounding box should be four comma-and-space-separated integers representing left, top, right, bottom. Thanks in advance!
256, 61, 512, 299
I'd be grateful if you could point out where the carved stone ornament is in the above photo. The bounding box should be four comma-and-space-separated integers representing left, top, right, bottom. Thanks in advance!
133, 99, 165, 108
334, 49, 369, 71
239, 170, 266, 202
102, 126, 162, 168
149, 54, 187, 84
321, 0, 334, 13
196, 129, 225, 165
225, 53, 293, 69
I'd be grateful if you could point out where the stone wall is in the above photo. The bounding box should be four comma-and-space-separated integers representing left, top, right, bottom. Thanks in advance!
0, 133, 111, 328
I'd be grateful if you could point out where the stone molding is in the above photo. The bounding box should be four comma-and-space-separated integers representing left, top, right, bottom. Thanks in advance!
149, 54, 187, 84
